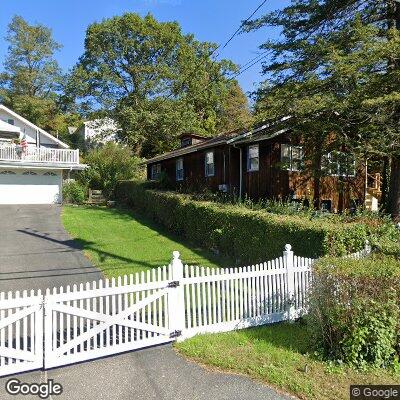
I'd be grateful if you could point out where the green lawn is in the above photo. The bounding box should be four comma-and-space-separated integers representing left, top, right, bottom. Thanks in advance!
62, 205, 233, 278
176, 323, 400, 400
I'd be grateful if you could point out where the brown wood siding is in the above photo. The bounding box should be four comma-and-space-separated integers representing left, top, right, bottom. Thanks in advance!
289, 168, 366, 212
147, 138, 366, 212
147, 144, 238, 192
241, 140, 289, 201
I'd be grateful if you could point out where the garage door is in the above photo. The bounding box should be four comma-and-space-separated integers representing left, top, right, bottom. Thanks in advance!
0, 169, 62, 204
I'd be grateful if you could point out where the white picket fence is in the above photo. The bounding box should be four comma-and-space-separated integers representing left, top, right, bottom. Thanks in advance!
0, 242, 371, 377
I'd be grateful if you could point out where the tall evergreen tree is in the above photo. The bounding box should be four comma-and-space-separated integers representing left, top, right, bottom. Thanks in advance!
246, 0, 400, 219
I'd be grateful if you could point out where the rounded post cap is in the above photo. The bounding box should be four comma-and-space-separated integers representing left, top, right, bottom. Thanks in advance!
172, 251, 180, 259
284, 244, 292, 252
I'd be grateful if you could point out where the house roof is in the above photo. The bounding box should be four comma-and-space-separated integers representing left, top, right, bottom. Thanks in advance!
145, 118, 293, 165
227, 116, 292, 145
145, 130, 242, 164
0, 119, 20, 134
178, 132, 208, 140
0, 104, 70, 149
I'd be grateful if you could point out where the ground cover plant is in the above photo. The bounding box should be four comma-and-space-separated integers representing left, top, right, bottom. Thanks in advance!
62, 205, 233, 278
175, 323, 400, 400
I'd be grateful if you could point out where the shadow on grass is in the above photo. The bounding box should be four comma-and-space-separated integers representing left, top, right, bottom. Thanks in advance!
63, 205, 235, 270
238, 321, 313, 356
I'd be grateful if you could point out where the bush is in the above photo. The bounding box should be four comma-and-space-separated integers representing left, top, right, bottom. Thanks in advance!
308, 255, 400, 368
63, 180, 87, 204
79, 143, 144, 199
115, 181, 378, 262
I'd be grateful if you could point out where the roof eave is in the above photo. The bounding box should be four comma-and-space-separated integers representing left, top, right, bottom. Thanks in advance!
0, 161, 87, 170
145, 139, 228, 164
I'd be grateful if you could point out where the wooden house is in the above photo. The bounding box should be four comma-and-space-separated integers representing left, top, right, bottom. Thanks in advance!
146, 124, 378, 213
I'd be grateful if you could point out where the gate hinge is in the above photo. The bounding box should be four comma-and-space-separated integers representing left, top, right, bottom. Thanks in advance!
170, 330, 182, 339
168, 281, 180, 288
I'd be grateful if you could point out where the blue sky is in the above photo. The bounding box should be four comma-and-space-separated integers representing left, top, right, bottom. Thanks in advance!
0, 0, 289, 99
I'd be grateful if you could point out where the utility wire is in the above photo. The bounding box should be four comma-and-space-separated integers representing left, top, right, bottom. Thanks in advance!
211, 0, 269, 58
230, 51, 271, 80
227, 50, 270, 78
149, 2, 270, 110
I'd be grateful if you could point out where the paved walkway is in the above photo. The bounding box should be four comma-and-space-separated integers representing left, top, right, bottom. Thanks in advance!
0, 205, 293, 400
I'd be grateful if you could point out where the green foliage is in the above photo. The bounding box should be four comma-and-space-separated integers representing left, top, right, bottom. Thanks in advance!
176, 323, 400, 400
0, 16, 82, 137
115, 181, 375, 262
308, 255, 400, 368
245, 0, 400, 218
79, 143, 143, 199
62, 180, 87, 204
67, 13, 251, 157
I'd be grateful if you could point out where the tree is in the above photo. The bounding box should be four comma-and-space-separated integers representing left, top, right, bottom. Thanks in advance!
217, 81, 253, 133
0, 16, 80, 136
79, 142, 143, 198
67, 13, 251, 157
245, 0, 400, 220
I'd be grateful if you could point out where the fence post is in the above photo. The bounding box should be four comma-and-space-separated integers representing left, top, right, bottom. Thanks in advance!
168, 251, 185, 341
283, 244, 295, 322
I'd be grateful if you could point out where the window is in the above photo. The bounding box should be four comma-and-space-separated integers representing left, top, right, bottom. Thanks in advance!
281, 144, 304, 171
43, 172, 57, 176
181, 138, 191, 147
7, 119, 14, 125
0, 170, 15, 175
22, 171, 37, 175
205, 151, 215, 177
151, 164, 161, 180
247, 144, 259, 172
322, 152, 356, 177
176, 158, 184, 181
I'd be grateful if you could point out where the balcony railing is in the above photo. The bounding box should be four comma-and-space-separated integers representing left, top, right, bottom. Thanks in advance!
0, 145, 79, 164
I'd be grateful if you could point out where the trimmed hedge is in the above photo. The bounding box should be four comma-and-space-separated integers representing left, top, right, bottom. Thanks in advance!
116, 181, 370, 262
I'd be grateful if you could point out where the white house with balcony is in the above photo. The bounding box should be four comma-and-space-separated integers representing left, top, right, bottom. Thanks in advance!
0, 104, 86, 204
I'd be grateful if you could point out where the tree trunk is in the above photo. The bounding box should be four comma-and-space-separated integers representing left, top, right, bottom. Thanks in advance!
388, 155, 400, 221
386, 1, 400, 220
313, 176, 321, 210
380, 157, 389, 211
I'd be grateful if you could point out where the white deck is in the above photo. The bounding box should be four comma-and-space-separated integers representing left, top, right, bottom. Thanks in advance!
0, 144, 79, 165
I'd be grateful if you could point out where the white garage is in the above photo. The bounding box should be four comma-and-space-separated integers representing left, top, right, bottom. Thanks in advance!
0, 169, 62, 205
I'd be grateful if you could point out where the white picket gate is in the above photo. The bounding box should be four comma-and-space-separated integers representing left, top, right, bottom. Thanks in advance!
0, 290, 43, 377
44, 264, 178, 369
0, 243, 371, 376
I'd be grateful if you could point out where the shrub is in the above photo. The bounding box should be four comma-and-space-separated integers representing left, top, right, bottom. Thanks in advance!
308, 255, 400, 368
79, 143, 144, 199
115, 181, 377, 262
62, 180, 87, 204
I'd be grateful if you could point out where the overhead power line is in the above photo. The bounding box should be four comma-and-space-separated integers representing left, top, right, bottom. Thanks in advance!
211, 0, 269, 58
230, 51, 271, 80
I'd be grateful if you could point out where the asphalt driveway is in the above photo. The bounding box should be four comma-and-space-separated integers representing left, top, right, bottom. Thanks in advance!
0, 205, 293, 400
0, 204, 101, 292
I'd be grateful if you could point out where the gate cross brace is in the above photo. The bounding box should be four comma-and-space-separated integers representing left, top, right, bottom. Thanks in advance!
51, 303, 169, 336
53, 289, 168, 358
